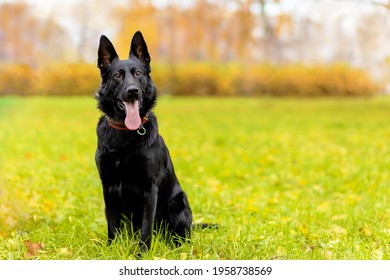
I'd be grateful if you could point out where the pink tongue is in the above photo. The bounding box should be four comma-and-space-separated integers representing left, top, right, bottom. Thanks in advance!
124, 101, 141, 130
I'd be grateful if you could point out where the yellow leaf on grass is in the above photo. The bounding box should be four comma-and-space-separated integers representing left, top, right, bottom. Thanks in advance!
372, 249, 384, 260
382, 229, 390, 235
246, 204, 259, 213
245, 198, 259, 213
346, 194, 362, 204
317, 201, 331, 212
277, 246, 287, 257
24, 240, 44, 258
359, 226, 373, 237
331, 214, 347, 221
323, 250, 333, 260
298, 224, 309, 235
267, 197, 279, 205
329, 224, 347, 235
207, 178, 222, 194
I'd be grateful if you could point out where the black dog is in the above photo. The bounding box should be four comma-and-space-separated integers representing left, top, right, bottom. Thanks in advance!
95, 31, 192, 251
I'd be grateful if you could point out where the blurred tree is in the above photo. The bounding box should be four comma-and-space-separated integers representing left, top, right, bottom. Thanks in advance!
256, 0, 282, 62
223, 0, 256, 62
377, 1, 390, 87
0, 2, 68, 65
183, 0, 224, 61
70, 0, 117, 62
0, 3, 37, 64
372, 1, 390, 9
114, 0, 261, 63
114, 1, 160, 60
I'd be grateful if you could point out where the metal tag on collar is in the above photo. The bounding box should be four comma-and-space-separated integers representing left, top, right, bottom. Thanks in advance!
137, 125, 146, 136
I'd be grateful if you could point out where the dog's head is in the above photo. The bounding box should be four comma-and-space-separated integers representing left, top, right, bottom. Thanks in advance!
96, 31, 156, 130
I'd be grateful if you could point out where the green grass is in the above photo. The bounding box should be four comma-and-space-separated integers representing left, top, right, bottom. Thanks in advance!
0, 96, 390, 260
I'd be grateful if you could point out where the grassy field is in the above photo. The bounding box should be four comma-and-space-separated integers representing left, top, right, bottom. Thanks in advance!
0, 96, 389, 260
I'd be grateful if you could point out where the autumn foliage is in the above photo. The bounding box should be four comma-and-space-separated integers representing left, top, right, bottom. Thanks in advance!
0, 2, 381, 97
155, 63, 379, 97
0, 62, 379, 97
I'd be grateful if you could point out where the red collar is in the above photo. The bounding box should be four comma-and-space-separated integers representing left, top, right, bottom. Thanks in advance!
106, 114, 149, 131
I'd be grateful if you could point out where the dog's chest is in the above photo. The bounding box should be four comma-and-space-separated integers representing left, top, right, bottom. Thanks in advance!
109, 152, 150, 190
112, 151, 142, 169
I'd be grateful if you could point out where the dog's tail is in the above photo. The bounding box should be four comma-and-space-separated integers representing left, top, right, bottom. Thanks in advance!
191, 223, 219, 230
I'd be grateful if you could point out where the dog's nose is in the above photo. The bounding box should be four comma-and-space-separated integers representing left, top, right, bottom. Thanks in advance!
125, 86, 140, 100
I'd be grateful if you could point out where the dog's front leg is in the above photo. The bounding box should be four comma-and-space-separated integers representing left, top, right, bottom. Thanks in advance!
139, 184, 158, 252
96, 152, 121, 244
103, 187, 121, 244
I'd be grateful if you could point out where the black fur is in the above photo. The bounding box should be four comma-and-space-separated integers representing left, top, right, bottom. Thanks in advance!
95, 31, 192, 251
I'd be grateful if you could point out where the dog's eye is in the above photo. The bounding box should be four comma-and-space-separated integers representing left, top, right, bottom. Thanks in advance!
134, 70, 143, 78
113, 72, 122, 80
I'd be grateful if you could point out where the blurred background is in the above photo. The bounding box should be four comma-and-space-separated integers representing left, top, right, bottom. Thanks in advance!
0, 0, 389, 97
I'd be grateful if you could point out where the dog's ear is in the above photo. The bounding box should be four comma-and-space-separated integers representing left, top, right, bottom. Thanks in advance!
129, 31, 151, 65
97, 35, 118, 70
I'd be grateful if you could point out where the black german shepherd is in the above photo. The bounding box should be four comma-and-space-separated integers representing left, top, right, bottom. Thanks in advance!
95, 31, 192, 251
